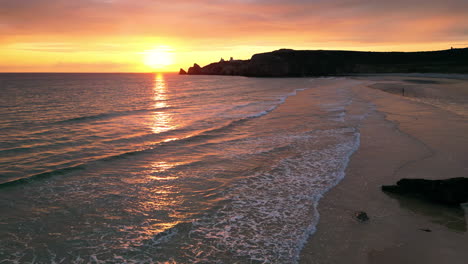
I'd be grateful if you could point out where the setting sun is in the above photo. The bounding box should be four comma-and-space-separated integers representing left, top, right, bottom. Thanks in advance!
144, 47, 174, 71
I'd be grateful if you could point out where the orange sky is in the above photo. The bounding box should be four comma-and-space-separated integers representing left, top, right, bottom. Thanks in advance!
0, 0, 467, 72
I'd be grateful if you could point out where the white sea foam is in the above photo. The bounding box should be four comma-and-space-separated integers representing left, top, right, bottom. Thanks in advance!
244, 87, 309, 119
188, 128, 360, 263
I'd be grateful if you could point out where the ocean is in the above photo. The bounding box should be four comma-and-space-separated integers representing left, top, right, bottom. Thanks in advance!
0, 73, 364, 263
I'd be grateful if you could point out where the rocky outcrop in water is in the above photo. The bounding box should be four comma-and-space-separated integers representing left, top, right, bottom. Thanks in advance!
382, 177, 468, 205
187, 63, 203, 75
179, 68, 187, 75
180, 48, 468, 77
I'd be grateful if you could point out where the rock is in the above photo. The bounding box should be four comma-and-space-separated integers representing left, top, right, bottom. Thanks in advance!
355, 211, 369, 222
187, 63, 203, 75
185, 60, 249, 76
183, 48, 468, 77
382, 177, 468, 205
419, 228, 432, 232
179, 68, 187, 75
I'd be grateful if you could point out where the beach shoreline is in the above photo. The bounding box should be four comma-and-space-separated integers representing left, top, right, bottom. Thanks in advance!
300, 75, 468, 263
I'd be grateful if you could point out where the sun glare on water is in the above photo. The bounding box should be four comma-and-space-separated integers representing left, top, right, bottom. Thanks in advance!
144, 47, 174, 71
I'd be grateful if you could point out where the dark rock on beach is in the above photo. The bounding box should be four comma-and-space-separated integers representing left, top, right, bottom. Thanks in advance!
419, 228, 432, 232
382, 177, 468, 205
181, 48, 468, 77
355, 211, 370, 222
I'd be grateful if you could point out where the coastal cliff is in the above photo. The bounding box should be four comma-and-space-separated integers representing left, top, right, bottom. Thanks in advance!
181, 48, 468, 77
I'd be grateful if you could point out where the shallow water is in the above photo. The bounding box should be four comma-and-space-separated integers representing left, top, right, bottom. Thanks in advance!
0, 73, 366, 263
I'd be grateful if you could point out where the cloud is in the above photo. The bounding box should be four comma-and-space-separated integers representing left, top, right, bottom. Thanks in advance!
0, 0, 467, 47
7, 42, 133, 53
0, 60, 138, 73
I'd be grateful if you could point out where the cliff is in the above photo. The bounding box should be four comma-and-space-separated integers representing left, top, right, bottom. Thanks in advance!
181, 48, 468, 77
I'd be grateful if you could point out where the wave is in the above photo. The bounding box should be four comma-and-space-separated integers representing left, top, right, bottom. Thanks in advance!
0, 164, 87, 188
54, 106, 175, 124
0, 122, 249, 188
0, 143, 183, 188
0, 133, 236, 188
188, 128, 361, 263
0, 131, 221, 188
231, 101, 262, 110
243, 88, 307, 118
1, 88, 308, 188
0, 138, 92, 156
229, 87, 307, 112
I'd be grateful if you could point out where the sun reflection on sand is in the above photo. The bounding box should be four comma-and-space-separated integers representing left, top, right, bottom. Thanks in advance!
151, 73, 175, 134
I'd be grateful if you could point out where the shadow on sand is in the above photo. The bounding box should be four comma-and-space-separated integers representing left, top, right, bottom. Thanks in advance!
385, 192, 467, 232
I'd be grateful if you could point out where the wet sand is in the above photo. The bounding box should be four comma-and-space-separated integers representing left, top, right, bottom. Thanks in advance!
300, 75, 468, 264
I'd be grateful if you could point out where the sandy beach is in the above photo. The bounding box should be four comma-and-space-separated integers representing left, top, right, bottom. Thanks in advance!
300, 74, 468, 264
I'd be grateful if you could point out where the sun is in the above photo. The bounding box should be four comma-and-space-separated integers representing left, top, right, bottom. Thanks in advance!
143, 47, 174, 71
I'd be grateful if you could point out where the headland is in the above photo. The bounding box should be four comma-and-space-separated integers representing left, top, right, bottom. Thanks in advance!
180, 48, 468, 77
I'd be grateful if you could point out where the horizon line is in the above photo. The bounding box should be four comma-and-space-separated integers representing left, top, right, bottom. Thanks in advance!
0, 71, 179, 74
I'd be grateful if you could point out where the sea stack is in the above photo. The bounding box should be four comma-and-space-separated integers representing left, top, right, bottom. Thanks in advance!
187, 63, 203, 75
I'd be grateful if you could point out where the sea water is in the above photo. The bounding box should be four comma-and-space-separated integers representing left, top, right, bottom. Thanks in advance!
0, 73, 366, 263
